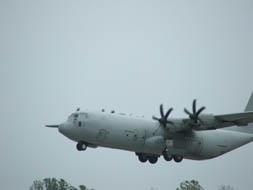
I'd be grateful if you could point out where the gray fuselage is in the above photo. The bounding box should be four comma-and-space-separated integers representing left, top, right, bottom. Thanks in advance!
58, 111, 253, 161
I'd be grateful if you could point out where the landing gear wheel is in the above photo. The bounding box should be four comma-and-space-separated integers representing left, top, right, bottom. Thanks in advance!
138, 154, 148, 163
163, 154, 173, 161
173, 155, 183, 163
81, 143, 87, 150
148, 157, 158, 164
76, 142, 87, 151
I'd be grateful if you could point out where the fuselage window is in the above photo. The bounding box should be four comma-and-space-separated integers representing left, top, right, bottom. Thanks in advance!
78, 121, 82, 127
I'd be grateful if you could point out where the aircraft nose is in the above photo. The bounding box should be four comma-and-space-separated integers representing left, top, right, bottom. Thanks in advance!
58, 123, 68, 135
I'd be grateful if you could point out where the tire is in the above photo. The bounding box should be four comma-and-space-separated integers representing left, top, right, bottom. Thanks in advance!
163, 154, 173, 161
138, 154, 148, 163
148, 157, 158, 164
173, 155, 183, 163
76, 143, 83, 151
81, 143, 87, 151
76, 142, 87, 151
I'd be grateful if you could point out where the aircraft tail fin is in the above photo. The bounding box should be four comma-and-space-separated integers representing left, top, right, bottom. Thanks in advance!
245, 92, 253, 112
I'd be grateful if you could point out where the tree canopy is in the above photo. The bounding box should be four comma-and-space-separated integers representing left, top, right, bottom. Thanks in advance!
176, 180, 204, 190
29, 178, 89, 190
30, 178, 234, 190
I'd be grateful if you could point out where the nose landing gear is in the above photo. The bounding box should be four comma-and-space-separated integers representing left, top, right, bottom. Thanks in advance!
76, 142, 87, 151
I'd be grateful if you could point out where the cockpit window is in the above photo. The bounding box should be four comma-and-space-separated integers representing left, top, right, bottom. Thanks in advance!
68, 113, 79, 118
68, 113, 77, 121
68, 112, 88, 121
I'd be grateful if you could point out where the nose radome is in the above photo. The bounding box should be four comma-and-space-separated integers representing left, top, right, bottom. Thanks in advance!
58, 123, 67, 134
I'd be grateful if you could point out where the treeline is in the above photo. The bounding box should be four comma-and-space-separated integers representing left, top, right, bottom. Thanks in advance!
29, 178, 234, 190
176, 180, 234, 190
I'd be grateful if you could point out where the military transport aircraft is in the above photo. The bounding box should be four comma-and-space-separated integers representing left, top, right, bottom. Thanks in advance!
46, 93, 253, 164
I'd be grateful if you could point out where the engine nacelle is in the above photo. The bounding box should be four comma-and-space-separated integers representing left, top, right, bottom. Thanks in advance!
197, 114, 218, 130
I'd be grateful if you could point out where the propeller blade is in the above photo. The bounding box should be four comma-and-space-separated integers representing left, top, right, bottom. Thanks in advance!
160, 104, 164, 118
184, 99, 206, 125
152, 116, 160, 121
45, 125, 59, 128
184, 108, 191, 116
192, 99, 197, 114
165, 108, 173, 119
196, 106, 206, 116
153, 105, 174, 127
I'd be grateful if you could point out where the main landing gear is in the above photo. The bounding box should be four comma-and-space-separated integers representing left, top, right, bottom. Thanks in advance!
138, 154, 148, 163
163, 153, 173, 161
148, 156, 158, 164
173, 155, 183, 163
137, 153, 158, 164
163, 150, 184, 163
76, 141, 87, 151
136, 152, 184, 164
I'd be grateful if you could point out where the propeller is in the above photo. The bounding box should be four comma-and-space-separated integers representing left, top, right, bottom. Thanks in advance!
152, 104, 174, 127
184, 99, 206, 124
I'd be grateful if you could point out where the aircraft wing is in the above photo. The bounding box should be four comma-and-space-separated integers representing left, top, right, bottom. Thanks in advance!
179, 111, 253, 132
215, 111, 253, 127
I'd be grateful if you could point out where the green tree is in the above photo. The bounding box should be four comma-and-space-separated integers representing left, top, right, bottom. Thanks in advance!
176, 180, 204, 190
29, 180, 44, 190
43, 178, 59, 190
218, 185, 234, 190
58, 179, 69, 190
29, 178, 89, 190
79, 185, 87, 190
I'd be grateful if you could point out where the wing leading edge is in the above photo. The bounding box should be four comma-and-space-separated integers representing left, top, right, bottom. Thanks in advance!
177, 111, 253, 132
215, 111, 253, 127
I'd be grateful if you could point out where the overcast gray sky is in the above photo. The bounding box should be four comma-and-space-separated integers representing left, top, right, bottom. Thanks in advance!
0, 0, 253, 190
